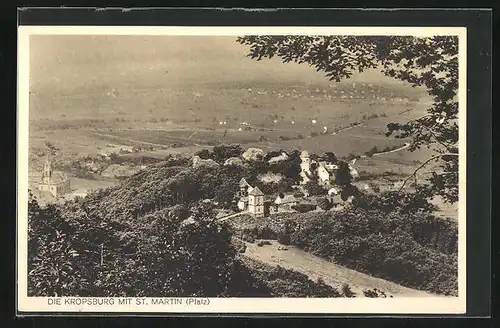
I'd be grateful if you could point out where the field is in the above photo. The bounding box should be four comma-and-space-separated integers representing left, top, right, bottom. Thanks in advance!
28, 94, 429, 170
28, 35, 439, 198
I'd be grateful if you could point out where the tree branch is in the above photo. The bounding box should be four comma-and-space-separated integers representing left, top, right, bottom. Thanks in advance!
420, 124, 456, 152
398, 153, 459, 191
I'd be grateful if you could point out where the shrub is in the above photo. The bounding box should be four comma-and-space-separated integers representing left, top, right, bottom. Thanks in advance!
231, 237, 247, 253
291, 203, 317, 213
211, 144, 244, 163
279, 209, 458, 295
194, 149, 211, 159
317, 197, 333, 210
257, 240, 272, 247
277, 233, 291, 246
304, 180, 327, 196
341, 283, 356, 298
240, 233, 256, 243
241, 260, 343, 298
363, 288, 387, 298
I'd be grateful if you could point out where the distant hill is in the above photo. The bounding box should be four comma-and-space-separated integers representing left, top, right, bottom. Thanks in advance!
29, 35, 427, 122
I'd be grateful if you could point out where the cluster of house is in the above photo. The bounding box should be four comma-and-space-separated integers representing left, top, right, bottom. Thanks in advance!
235, 149, 362, 218
236, 178, 299, 218
245, 84, 411, 102
299, 150, 359, 188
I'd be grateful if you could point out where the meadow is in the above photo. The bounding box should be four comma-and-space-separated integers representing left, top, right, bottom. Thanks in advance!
28, 35, 432, 190
28, 84, 427, 173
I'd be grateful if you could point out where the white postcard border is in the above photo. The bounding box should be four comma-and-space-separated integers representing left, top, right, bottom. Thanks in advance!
17, 25, 467, 314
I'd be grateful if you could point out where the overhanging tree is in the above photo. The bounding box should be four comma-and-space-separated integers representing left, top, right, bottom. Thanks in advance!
236, 35, 459, 203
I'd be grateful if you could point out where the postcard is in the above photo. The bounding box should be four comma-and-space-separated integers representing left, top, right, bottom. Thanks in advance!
17, 24, 467, 314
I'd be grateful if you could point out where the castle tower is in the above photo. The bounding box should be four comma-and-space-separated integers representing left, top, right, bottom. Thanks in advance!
248, 186, 265, 218
299, 150, 312, 184
238, 177, 251, 197
300, 150, 311, 170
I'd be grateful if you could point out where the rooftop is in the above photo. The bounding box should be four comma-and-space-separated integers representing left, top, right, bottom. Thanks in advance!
275, 194, 297, 204
239, 177, 251, 187
248, 186, 264, 196
38, 171, 70, 185
318, 161, 338, 172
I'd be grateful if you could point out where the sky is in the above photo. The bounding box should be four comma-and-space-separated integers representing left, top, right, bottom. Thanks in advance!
29, 35, 400, 95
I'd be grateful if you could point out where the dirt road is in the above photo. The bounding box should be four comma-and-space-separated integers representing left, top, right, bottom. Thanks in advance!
243, 240, 436, 298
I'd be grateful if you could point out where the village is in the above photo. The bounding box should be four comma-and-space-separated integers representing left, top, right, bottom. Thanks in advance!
24, 32, 463, 302
229, 149, 361, 219
30, 140, 383, 220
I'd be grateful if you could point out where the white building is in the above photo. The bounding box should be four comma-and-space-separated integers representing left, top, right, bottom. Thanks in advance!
317, 162, 338, 186
273, 194, 298, 212
248, 186, 265, 218
299, 150, 313, 184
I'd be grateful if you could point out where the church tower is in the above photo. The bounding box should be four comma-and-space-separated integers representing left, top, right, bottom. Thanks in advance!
41, 153, 52, 185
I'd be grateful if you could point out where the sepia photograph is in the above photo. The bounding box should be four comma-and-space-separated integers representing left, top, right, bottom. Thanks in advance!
17, 25, 467, 314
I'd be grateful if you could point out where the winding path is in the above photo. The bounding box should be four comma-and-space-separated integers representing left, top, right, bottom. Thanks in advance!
217, 211, 248, 222
242, 240, 437, 298
359, 142, 411, 158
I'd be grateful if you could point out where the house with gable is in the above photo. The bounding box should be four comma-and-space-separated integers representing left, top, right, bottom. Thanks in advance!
272, 193, 298, 213
317, 161, 338, 186
248, 186, 266, 218
236, 178, 270, 217
299, 150, 359, 187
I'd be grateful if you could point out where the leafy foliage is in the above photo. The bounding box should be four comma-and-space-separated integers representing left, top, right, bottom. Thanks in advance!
28, 192, 84, 296
291, 203, 317, 213
304, 180, 327, 196
228, 206, 458, 296
236, 35, 460, 203
317, 197, 333, 210
228, 258, 345, 298
352, 189, 439, 215
284, 210, 458, 295
27, 148, 352, 297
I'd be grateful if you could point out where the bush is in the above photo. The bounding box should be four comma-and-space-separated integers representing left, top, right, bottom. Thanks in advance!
240, 233, 256, 243
304, 180, 327, 196
241, 259, 343, 298
291, 203, 317, 213
279, 209, 458, 295
216, 144, 244, 160
317, 197, 333, 210
341, 283, 356, 298
194, 149, 211, 159
277, 230, 291, 245
363, 288, 387, 298
231, 237, 247, 253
